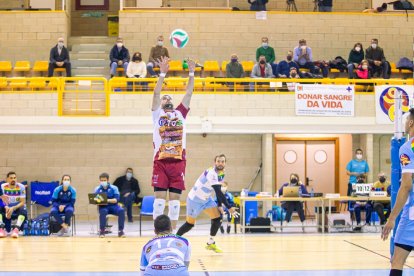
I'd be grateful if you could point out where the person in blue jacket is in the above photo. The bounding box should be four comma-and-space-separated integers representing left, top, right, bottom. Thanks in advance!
50, 174, 76, 237
94, 172, 125, 238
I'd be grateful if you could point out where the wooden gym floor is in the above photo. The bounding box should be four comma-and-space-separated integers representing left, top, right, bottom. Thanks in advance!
0, 228, 413, 275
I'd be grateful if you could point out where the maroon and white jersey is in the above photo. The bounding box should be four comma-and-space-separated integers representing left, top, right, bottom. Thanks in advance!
152, 103, 189, 161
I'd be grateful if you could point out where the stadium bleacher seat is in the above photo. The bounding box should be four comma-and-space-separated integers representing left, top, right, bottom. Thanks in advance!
9, 78, 28, 89
203, 60, 220, 76
390, 62, 413, 77
168, 60, 183, 75
33, 61, 49, 76
240, 61, 254, 72
14, 61, 31, 75
0, 77, 7, 89
221, 61, 228, 73
0, 61, 12, 76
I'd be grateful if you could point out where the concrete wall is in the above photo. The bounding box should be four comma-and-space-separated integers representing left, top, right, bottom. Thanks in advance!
1, 134, 261, 219
0, 11, 68, 63
120, 11, 412, 65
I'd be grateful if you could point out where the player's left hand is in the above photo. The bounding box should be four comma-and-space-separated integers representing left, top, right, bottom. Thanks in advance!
381, 218, 395, 241
5, 206, 14, 219
229, 207, 239, 218
186, 58, 196, 73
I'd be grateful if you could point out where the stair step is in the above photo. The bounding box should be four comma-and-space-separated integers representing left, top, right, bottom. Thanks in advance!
72, 59, 108, 67
72, 44, 113, 52
69, 36, 116, 45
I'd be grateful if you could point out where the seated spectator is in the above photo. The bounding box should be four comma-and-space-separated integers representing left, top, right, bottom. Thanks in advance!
215, 181, 235, 234
355, 60, 371, 79
126, 52, 147, 91
248, 0, 268, 11
251, 56, 274, 78
278, 173, 308, 230
113, 168, 141, 223
372, 172, 391, 225
95, 172, 125, 238
48, 37, 71, 77
363, 2, 387, 12
226, 54, 245, 78
276, 51, 299, 78
287, 67, 300, 91
50, 174, 76, 237
147, 35, 170, 77
294, 39, 328, 77
140, 215, 191, 275
256, 37, 277, 75
353, 175, 373, 230
0, 172, 27, 238
365, 38, 389, 78
109, 37, 130, 78
347, 43, 364, 79
318, 0, 333, 12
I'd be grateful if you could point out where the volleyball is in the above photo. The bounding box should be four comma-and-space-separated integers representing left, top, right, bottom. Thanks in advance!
169, 29, 189, 49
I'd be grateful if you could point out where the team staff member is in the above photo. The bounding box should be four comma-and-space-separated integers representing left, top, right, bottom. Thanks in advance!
346, 148, 370, 195
151, 57, 196, 229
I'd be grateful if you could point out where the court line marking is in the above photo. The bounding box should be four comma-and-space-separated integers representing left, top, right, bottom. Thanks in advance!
197, 258, 210, 276
343, 240, 414, 269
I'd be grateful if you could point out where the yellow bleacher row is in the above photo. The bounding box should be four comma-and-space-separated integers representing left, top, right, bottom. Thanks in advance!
0, 61, 50, 76
0, 77, 59, 90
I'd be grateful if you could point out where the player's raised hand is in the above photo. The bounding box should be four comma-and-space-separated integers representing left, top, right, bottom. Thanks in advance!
157, 56, 170, 74
381, 218, 395, 241
229, 207, 239, 218
186, 58, 196, 73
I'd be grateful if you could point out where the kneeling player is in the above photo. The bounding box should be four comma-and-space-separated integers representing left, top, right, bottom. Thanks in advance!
140, 215, 191, 276
176, 154, 238, 253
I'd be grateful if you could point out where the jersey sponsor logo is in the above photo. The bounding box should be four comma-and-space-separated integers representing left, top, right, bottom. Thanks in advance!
146, 246, 152, 253
400, 153, 411, 166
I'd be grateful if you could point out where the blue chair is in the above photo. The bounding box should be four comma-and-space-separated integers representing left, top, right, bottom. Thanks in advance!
139, 196, 155, 236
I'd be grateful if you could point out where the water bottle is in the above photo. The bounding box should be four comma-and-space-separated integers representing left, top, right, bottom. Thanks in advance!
275, 190, 279, 198
267, 211, 273, 221
34, 221, 40, 236
29, 220, 34, 236
310, 188, 314, 197
43, 220, 49, 236
23, 221, 28, 236
240, 189, 246, 197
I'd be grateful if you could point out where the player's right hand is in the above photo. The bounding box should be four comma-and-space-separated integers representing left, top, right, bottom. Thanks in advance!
381, 219, 395, 241
157, 56, 170, 74
229, 207, 239, 218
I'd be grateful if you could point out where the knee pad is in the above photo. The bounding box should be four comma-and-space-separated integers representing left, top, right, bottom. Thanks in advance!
168, 200, 180, 221
212, 217, 222, 227
176, 221, 194, 236
153, 198, 166, 220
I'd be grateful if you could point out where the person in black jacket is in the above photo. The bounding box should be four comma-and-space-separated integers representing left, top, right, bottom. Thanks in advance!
347, 43, 364, 79
365, 38, 389, 78
109, 37, 130, 78
318, 0, 333, 12
248, 0, 268, 11
113, 168, 141, 223
48, 37, 71, 77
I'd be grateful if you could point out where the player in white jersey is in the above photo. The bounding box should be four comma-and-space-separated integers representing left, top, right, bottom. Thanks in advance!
382, 108, 414, 276
176, 154, 238, 253
151, 56, 196, 229
140, 215, 191, 276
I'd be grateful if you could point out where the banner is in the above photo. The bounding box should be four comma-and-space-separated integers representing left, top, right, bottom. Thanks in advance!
375, 85, 413, 124
295, 84, 355, 116
30, 181, 59, 207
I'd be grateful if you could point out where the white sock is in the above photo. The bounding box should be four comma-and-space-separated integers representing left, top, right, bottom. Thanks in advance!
208, 237, 214, 245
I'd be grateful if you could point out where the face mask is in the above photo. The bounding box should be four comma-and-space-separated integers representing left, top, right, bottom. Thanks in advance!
301, 45, 306, 50
259, 60, 266, 64
287, 56, 293, 61
290, 178, 298, 184
371, 44, 377, 49
355, 46, 361, 52
157, 41, 163, 46
356, 154, 363, 160
63, 181, 70, 187
262, 42, 268, 48
133, 56, 142, 62
231, 58, 238, 63
101, 181, 108, 188
58, 42, 64, 48
117, 42, 123, 48
291, 72, 297, 78
221, 187, 227, 193
357, 179, 364, 184
379, 177, 386, 183
362, 65, 368, 70
126, 172, 133, 180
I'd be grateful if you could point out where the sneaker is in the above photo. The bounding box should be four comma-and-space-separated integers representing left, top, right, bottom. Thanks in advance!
118, 230, 125, 238
62, 228, 71, 237
220, 226, 224, 234
226, 225, 231, 234
354, 224, 362, 231
205, 242, 223, 253
0, 228, 6, 238
128, 219, 133, 223
11, 228, 19, 239
99, 230, 105, 238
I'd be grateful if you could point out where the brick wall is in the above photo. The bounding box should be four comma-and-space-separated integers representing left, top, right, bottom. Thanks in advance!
120, 11, 411, 64
0, 11, 68, 63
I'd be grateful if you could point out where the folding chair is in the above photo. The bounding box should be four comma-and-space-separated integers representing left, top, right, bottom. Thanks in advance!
49, 213, 76, 236
139, 196, 155, 236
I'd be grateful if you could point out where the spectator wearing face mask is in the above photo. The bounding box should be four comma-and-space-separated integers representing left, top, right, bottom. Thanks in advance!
353, 175, 373, 230
346, 148, 370, 195
276, 51, 299, 78
109, 37, 130, 78
226, 54, 244, 78
355, 60, 371, 79
113, 168, 141, 223
293, 39, 328, 77
365, 38, 389, 78
372, 172, 391, 225
48, 37, 71, 77
278, 173, 308, 229
251, 55, 274, 78
286, 67, 300, 92
95, 173, 125, 238
347, 43, 365, 79
50, 174, 76, 237
126, 52, 147, 91
256, 37, 277, 74
147, 35, 170, 77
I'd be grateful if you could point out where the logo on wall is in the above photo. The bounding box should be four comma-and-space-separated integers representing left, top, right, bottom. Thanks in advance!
378, 87, 410, 122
